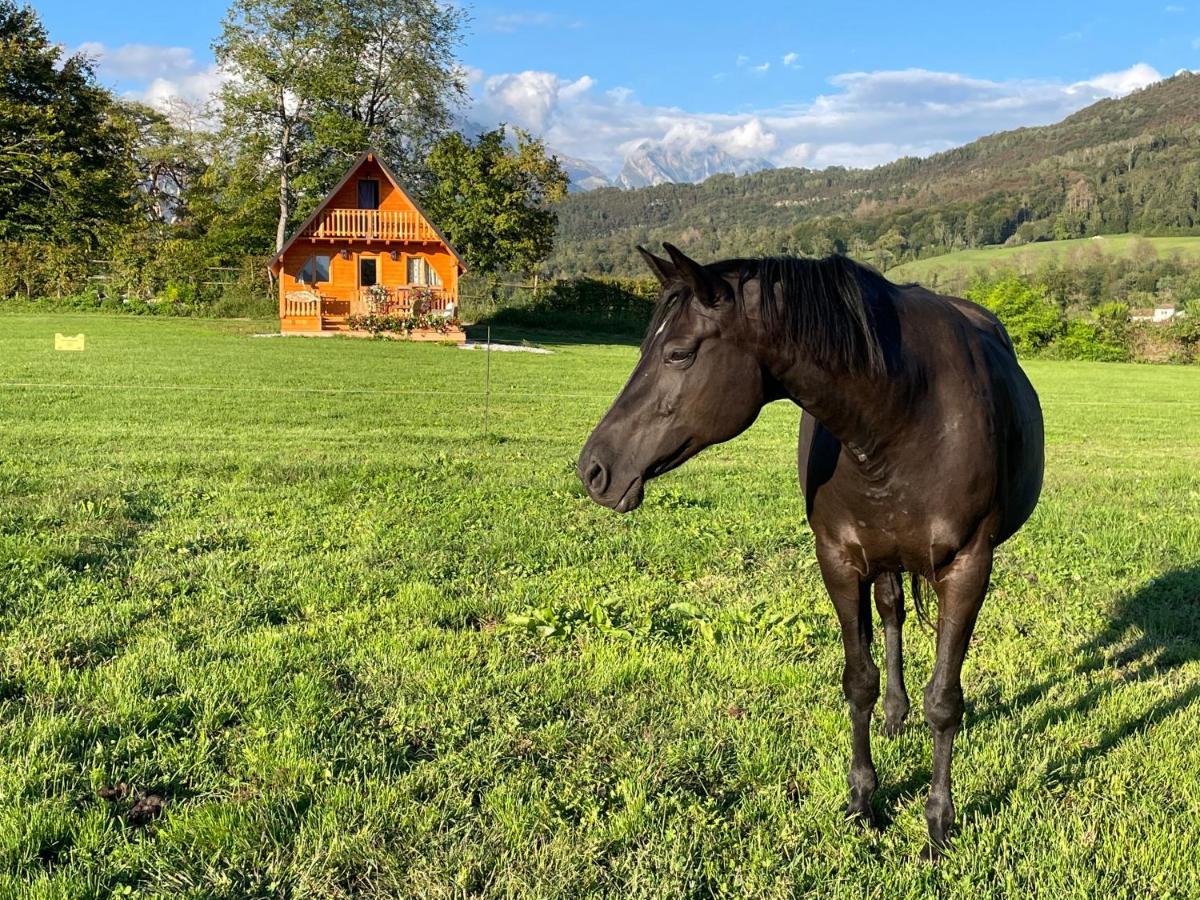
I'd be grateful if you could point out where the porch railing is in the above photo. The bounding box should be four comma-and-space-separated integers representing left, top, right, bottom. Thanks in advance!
283, 291, 320, 317
301, 209, 440, 242
352, 286, 455, 317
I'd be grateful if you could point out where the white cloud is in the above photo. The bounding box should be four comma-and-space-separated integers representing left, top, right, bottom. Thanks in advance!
478, 71, 597, 132
720, 119, 777, 157
1166, 4, 1185, 11
76, 42, 196, 81
141, 67, 227, 108
734, 56, 771, 74
80, 40, 1167, 181
782, 52, 801, 68
1069, 62, 1161, 95
470, 62, 1165, 176
492, 12, 583, 33
76, 41, 226, 108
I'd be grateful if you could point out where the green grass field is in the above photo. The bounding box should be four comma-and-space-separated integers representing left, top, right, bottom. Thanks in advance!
2, 314, 1199, 897
887, 233, 1200, 285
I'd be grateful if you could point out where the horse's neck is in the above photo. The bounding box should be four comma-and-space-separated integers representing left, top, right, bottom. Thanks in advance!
769, 349, 916, 457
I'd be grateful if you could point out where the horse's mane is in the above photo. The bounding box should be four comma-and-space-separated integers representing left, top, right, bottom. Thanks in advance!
643, 254, 892, 376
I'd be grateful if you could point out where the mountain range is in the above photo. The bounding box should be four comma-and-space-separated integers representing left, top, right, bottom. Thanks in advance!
556, 142, 774, 192
614, 142, 773, 189
556, 154, 614, 193
548, 72, 1200, 277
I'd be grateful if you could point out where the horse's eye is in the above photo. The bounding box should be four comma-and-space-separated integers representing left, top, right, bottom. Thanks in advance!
666, 348, 695, 364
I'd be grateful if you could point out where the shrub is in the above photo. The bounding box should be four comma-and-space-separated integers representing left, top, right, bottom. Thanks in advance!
1168, 312, 1200, 363
1049, 320, 1128, 361
967, 275, 1065, 354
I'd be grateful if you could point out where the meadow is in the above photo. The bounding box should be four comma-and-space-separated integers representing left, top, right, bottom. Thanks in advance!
886, 233, 1200, 284
1, 313, 1199, 897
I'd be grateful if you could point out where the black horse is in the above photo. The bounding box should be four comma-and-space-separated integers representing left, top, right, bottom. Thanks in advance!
578, 244, 1044, 857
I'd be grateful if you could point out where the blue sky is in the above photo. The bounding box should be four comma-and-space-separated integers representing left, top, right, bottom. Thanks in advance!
33, 0, 1200, 175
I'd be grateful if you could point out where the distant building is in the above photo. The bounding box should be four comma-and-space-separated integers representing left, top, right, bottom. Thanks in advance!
1129, 303, 1185, 324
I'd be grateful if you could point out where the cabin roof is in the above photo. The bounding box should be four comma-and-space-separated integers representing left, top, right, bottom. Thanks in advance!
268, 147, 467, 274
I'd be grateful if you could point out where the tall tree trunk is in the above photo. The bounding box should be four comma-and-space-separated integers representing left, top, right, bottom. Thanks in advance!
276, 120, 292, 252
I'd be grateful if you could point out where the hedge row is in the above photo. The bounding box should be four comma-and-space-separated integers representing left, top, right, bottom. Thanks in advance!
465, 276, 661, 336
0, 239, 273, 311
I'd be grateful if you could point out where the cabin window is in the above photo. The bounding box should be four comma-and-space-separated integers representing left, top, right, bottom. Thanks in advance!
359, 256, 377, 287
357, 179, 380, 210
406, 256, 443, 287
298, 253, 331, 285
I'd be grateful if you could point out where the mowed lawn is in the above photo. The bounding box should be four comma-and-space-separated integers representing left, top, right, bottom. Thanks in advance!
2, 313, 1199, 898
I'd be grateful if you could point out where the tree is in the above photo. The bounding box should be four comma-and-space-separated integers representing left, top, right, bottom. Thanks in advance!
422, 127, 569, 276
215, 0, 338, 251
0, 0, 135, 244
872, 227, 908, 270
214, 0, 466, 251
122, 99, 213, 231
317, 0, 466, 185
184, 130, 280, 260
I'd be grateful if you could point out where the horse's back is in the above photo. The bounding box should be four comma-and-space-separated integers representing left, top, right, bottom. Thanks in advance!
798, 287, 1044, 547
938, 289, 1045, 543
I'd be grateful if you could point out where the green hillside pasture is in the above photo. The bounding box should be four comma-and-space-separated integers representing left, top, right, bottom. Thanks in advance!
1, 314, 1199, 896
888, 234, 1200, 288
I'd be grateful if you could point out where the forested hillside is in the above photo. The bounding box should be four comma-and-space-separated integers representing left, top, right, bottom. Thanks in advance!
549, 72, 1200, 276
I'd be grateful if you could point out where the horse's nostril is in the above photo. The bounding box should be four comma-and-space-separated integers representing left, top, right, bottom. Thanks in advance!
584, 459, 609, 495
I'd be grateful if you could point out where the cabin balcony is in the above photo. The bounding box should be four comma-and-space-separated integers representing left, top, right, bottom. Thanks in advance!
300, 209, 440, 243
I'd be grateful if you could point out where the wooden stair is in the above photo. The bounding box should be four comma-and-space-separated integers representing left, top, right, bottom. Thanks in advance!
321, 315, 349, 331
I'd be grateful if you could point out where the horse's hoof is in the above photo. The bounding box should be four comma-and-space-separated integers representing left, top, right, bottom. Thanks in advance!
845, 803, 876, 828
882, 718, 906, 737
921, 827, 953, 862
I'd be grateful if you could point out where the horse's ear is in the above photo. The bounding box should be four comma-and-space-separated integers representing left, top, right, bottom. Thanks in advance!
663, 243, 720, 307
636, 245, 675, 286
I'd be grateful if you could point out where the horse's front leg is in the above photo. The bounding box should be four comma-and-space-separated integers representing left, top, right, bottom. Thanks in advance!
819, 555, 880, 825
922, 544, 993, 859
874, 573, 910, 736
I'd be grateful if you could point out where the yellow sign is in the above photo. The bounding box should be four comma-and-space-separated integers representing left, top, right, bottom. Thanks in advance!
55, 333, 85, 351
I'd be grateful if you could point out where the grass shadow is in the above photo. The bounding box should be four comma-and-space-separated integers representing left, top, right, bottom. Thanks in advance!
961, 566, 1200, 819
463, 322, 644, 348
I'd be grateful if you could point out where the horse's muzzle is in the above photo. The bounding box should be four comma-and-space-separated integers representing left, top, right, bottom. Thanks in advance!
577, 451, 644, 513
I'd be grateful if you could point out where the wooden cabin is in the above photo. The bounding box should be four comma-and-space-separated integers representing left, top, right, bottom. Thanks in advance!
269, 149, 467, 340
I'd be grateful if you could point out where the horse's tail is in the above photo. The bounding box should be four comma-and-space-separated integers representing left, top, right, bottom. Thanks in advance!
910, 572, 936, 633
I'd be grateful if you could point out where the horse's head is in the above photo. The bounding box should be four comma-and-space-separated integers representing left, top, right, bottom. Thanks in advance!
577, 244, 771, 512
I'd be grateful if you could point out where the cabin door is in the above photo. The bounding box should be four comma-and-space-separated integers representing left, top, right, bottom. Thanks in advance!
359, 256, 378, 288
358, 254, 379, 312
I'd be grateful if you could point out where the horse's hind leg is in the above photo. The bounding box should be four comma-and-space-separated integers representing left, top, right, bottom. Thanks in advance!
874, 573, 910, 737
922, 545, 993, 860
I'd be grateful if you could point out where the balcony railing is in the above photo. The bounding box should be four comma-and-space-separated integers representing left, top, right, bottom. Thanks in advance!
301, 209, 440, 242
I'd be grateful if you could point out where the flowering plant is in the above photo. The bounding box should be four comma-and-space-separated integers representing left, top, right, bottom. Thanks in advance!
348, 313, 462, 336
408, 287, 439, 317
365, 284, 391, 313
